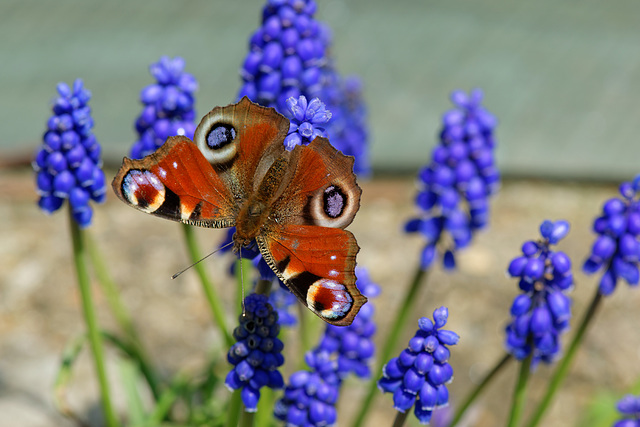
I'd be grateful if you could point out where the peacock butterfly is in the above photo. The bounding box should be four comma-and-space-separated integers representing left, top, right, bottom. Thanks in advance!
112, 97, 367, 326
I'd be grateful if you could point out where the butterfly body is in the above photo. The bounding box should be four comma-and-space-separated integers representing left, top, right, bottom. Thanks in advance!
113, 97, 366, 325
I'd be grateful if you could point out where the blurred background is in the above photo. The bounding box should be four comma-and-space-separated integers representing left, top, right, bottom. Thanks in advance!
2, 1, 640, 426
2, 0, 639, 178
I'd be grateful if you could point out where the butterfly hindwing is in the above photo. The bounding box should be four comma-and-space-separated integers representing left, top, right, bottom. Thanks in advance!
257, 224, 366, 326
112, 136, 237, 227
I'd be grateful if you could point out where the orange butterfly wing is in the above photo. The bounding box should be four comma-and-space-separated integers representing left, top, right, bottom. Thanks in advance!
112, 136, 237, 227
258, 225, 364, 326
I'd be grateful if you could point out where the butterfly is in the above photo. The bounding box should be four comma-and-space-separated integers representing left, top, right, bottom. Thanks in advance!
112, 97, 367, 326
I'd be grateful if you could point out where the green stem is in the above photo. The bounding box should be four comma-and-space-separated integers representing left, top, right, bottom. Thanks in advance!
69, 209, 119, 427
298, 303, 311, 368
226, 389, 243, 427
508, 352, 532, 427
181, 224, 233, 347
235, 258, 253, 313
392, 409, 410, 427
85, 233, 161, 400
525, 291, 603, 427
256, 387, 275, 426
353, 267, 429, 427
450, 353, 513, 427
239, 407, 255, 427
254, 278, 273, 295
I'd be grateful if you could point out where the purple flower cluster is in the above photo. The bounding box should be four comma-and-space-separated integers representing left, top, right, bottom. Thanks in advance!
505, 220, 573, 365
283, 95, 331, 150
323, 75, 370, 176
274, 350, 340, 426
225, 293, 284, 411
583, 175, 640, 295
130, 56, 198, 159
239, 0, 328, 113
614, 394, 640, 427
405, 89, 499, 270
238, 0, 369, 174
33, 79, 105, 228
378, 307, 459, 425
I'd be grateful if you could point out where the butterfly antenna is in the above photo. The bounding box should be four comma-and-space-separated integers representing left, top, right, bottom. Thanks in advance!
239, 247, 246, 316
171, 240, 234, 279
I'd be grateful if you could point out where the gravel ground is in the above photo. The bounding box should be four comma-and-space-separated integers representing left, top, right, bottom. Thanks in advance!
1, 168, 638, 427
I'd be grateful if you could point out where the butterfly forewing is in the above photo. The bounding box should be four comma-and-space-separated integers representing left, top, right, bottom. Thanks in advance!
112, 136, 237, 227
193, 97, 290, 200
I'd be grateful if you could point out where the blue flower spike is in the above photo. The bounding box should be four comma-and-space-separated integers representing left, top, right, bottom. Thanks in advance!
283, 95, 331, 150
378, 307, 459, 425
274, 350, 341, 426
34, 79, 105, 228
130, 56, 198, 159
225, 293, 284, 412
238, 0, 370, 174
505, 220, 574, 366
614, 394, 640, 427
583, 174, 640, 295
406, 88, 499, 271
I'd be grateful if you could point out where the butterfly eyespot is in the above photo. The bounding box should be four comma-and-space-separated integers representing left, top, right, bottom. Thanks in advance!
121, 169, 166, 213
207, 124, 236, 149
323, 185, 346, 218
307, 183, 360, 229
194, 112, 238, 164
306, 278, 354, 320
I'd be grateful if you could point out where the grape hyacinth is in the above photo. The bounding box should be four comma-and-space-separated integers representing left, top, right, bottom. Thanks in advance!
316, 267, 379, 379
130, 56, 198, 159
238, 0, 329, 113
33, 79, 106, 228
225, 293, 285, 411
378, 307, 459, 425
283, 95, 331, 150
505, 220, 574, 365
324, 75, 370, 176
405, 89, 499, 270
614, 394, 640, 427
583, 174, 640, 295
274, 350, 341, 426
238, 0, 370, 174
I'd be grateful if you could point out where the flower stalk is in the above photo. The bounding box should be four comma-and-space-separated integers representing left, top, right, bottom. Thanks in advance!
85, 233, 160, 400
525, 290, 603, 427
181, 223, 233, 347
450, 353, 513, 426
508, 352, 532, 427
69, 208, 119, 427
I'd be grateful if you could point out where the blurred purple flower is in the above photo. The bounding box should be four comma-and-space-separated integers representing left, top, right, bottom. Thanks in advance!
130, 56, 198, 159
